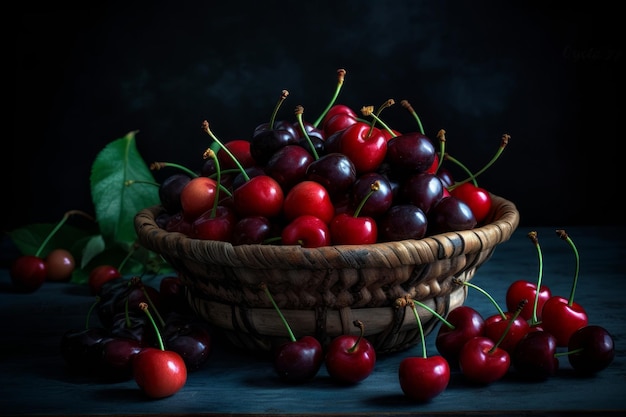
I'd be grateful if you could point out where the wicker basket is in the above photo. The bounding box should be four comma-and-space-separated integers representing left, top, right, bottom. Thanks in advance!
135, 193, 519, 354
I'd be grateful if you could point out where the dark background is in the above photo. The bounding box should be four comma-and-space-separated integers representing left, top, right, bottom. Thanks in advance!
8, 0, 624, 234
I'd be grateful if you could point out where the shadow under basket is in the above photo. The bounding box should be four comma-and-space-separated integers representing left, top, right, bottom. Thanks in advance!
135, 193, 519, 355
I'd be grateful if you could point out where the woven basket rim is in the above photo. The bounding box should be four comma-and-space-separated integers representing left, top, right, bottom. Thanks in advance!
134, 193, 519, 270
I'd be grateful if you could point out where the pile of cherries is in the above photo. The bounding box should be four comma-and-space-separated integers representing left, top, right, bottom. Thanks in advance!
154, 72, 500, 247
60, 274, 212, 385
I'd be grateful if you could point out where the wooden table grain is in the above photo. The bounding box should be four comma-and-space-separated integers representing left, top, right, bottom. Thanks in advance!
1, 226, 625, 417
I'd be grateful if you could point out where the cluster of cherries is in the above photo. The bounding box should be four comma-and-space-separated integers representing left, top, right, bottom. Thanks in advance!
153, 69, 503, 247
60, 274, 211, 398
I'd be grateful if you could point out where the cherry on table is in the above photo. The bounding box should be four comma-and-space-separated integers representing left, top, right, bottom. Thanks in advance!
566, 325, 615, 375
10, 255, 47, 293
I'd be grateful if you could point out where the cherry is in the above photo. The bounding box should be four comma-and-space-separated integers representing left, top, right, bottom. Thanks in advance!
305, 152, 357, 199
133, 303, 187, 398
505, 231, 552, 323
541, 230, 588, 347
282, 180, 335, 225
427, 196, 477, 235
162, 314, 213, 371
435, 305, 485, 367
321, 103, 358, 138
61, 326, 111, 375
88, 265, 122, 296
281, 215, 331, 248
397, 296, 450, 402
378, 204, 427, 242
385, 132, 436, 174
191, 205, 237, 242
450, 182, 492, 224
179, 176, 219, 221
566, 325, 615, 375
265, 144, 314, 192
158, 173, 193, 214
400, 172, 445, 215
349, 172, 393, 218
511, 329, 559, 381
338, 119, 387, 174
232, 174, 284, 219
231, 216, 275, 245
260, 283, 323, 382
10, 255, 47, 293
324, 320, 376, 384
216, 139, 255, 170
458, 336, 510, 385
44, 248, 76, 282
329, 179, 380, 245
101, 337, 143, 380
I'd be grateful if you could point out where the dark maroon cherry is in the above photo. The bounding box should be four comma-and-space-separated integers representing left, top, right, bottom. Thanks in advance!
512, 330, 559, 381
159, 173, 192, 214
349, 172, 393, 218
250, 122, 299, 165
378, 204, 427, 242
427, 196, 477, 235
265, 145, 314, 191
101, 337, 143, 380
400, 172, 445, 214
567, 325, 615, 375
305, 152, 357, 198
385, 132, 437, 174
163, 314, 213, 371
232, 216, 274, 245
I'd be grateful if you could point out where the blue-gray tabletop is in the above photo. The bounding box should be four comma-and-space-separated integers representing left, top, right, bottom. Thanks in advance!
1, 226, 625, 416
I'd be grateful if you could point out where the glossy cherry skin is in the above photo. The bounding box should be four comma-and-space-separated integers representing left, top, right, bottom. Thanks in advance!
398, 355, 450, 402
435, 306, 485, 367
159, 173, 192, 214
180, 176, 219, 221
567, 325, 615, 375
541, 295, 588, 347
265, 144, 314, 191
282, 180, 335, 225
44, 248, 75, 282
338, 122, 387, 174
250, 124, 299, 165
322, 105, 358, 138
511, 330, 559, 381
385, 132, 436, 174
427, 196, 477, 235
273, 336, 323, 383
505, 280, 551, 322
232, 175, 284, 219
324, 331, 376, 384
231, 216, 274, 245
191, 205, 237, 242
217, 139, 255, 170
378, 204, 427, 242
329, 213, 377, 245
281, 215, 331, 248
450, 182, 492, 224
349, 172, 393, 218
10, 255, 47, 293
400, 172, 445, 214
305, 152, 357, 198
484, 312, 531, 354
101, 337, 143, 380
133, 347, 187, 399
163, 316, 213, 371
88, 265, 121, 296
458, 336, 510, 385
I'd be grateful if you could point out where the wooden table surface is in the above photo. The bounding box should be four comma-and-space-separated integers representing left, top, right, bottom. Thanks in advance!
1, 225, 625, 417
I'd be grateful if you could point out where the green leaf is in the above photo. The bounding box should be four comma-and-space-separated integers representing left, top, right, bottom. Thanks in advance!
80, 235, 106, 269
90, 131, 160, 248
8, 223, 97, 258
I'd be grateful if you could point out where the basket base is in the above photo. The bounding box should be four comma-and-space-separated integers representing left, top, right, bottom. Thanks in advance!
185, 284, 468, 354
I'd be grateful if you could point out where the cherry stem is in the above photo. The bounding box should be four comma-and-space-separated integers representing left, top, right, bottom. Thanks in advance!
313, 68, 346, 128
528, 231, 544, 325
35, 210, 95, 257
445, 153, 479, 189
348, 320, 366, 354
452, 134, 510, 189
201, 120, 249, 181
400, 100, 425, 135
556, 229, 580, 306
295, 105, 320, 160
360, 104, 396, 138
269, 89, 289, 130
410, 299, 454, 329
397, 296, 427, 359
260, 282, 296, 342
453, 278, 506, 318
352, 181, 379, 218
489, 299, 528, 354
125, 179, 161, 188
140, 302, 166, 351
150, 161, 199, 178
204, 149, 221, 218
435, 129, 447, 174
85, 296, 100, 330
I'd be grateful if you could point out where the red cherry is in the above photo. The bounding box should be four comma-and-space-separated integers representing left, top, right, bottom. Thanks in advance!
324, 320, 376, 384
398, 356, 450, 402
329, 212, 377, 245
44, 248, 76, 282
232, 175, 284, 219
10, 255, 47, 293
458, 336, 510, 385
484, 311, 530, 354
133, 347, 187, 398
88, 265, 122, 296
435, 306, 485, 367
540, 296, 588, 347
281, 215, 331, 248
217, 139, 254, 170
191, 205, 237, 242
450, 182, 492, 223
283, 180, 335, 225
180, 176, 219, 221
338, 122, 387, 174
505, 279, 551, 322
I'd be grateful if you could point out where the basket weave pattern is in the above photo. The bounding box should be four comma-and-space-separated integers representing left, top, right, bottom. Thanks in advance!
135, 193, 519, 354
